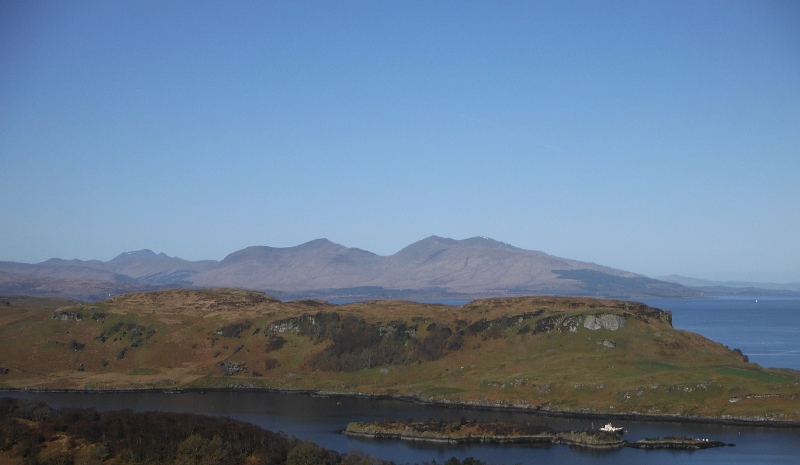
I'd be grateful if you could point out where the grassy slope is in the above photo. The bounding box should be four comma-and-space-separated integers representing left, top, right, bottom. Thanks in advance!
0, 289, 798, 422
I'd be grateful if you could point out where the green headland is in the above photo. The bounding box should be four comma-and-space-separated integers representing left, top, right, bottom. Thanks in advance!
1, 289, 798, 424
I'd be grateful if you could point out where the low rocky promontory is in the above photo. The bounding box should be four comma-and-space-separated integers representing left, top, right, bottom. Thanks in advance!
627, 436, 730, 450
344, 420, 624, 449
344, 420, 730, 451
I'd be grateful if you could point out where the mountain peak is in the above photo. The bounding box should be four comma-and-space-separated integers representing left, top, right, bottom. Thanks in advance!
296, 238, 340, 250
111, 250, 170, 262
394, 236, 457, 258
397, 236, 515, 256
461, 236, 513, 249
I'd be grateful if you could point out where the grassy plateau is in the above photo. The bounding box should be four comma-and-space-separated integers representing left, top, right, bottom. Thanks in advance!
0, 289, 798, 423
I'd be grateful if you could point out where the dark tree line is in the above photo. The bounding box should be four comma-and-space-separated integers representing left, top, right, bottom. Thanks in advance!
0, 398, 358, 465
0, 398, 488, 465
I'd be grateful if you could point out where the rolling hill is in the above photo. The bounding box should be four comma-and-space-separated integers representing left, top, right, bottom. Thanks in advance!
1, 290, 797, 424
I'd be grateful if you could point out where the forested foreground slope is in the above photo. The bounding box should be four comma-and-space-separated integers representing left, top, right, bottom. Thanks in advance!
1, 290, 798, 423
0, 397, 407, 465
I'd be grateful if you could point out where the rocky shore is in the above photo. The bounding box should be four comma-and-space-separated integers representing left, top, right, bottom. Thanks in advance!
627, 437, 731, 450
345, 420, 623, 450
343, 420, 731, 451
3, 386, 799, 429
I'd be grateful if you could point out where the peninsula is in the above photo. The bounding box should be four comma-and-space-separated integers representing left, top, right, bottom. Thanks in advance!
1, 289, 798, 425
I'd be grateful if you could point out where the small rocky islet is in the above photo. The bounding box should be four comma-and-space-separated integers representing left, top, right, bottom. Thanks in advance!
343, 419, 731, 451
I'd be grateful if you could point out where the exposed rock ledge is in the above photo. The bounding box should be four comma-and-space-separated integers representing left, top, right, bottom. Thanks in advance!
583, 313, 626, 331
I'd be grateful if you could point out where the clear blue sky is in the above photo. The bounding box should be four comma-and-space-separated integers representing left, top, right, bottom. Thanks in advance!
1, 1, 798, 283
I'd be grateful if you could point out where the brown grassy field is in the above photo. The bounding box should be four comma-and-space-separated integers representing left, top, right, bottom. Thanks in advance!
1, 289, 798, 422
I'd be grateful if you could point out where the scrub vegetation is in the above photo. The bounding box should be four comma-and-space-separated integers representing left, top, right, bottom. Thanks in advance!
1, 397, 490, 465
0, 289, 798, 423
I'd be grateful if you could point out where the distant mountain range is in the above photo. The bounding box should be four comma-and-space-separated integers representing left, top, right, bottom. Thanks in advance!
658, 275, 800, 293
0, 236, 720, 301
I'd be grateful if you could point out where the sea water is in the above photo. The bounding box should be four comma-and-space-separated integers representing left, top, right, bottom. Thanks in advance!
640, 296, 800, 370
4, 390, 798, 465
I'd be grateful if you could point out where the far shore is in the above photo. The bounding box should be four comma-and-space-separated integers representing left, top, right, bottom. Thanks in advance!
2, 386, 798, 429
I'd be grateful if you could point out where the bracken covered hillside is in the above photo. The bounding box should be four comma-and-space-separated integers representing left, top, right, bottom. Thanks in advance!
1, 290, 798, 422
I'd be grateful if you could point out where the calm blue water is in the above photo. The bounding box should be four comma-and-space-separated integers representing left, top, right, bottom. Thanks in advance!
640, 297, 800, 370
4, 390, 798, 465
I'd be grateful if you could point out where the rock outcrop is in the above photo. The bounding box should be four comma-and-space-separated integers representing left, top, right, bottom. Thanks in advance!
220, 361, 243, 375
583, 314, 626, 331
52, 310, 82, 321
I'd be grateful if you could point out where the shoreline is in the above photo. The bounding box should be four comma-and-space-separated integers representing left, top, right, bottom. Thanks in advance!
2, 386, 799, 429
343, 423, 729, 451
343, 421, 626, 449
342, 429, 556, 446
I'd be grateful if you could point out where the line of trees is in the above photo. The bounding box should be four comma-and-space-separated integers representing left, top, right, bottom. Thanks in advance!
0, 398, 488, 465
0, 398, 337, 464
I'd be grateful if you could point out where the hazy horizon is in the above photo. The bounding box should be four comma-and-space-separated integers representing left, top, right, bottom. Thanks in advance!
3, 236, 798, 287
2, 1, 798, 283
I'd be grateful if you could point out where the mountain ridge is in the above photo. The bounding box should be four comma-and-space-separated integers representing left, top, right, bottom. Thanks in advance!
1, 236, 694, 300
659, 274, 800, 293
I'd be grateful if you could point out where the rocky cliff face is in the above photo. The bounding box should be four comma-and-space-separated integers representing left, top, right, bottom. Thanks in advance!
583, 314, 627, 331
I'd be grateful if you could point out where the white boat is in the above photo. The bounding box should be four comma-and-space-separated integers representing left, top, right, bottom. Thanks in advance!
599, 423, 624, 434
